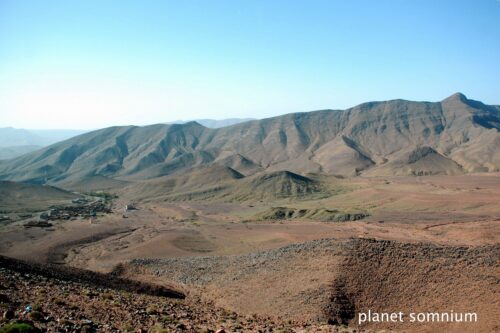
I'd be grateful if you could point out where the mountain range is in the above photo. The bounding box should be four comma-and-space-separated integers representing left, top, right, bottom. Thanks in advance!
0, 121, 253, 160
0, 128, 88, 160
0, 93, 498, 193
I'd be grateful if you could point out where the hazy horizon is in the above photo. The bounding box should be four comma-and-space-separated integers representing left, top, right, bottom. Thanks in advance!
0, 92, 491, 131
1, 92, 498, 131
1, 1, 499, 130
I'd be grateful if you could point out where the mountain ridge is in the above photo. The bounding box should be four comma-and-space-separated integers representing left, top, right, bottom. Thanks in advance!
0, 93, 498, 188
166, 118, 256, 128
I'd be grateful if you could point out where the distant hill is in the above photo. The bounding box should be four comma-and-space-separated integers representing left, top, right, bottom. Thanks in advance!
0, 128, 88, 160
0, 127, 87, 150
167, 118, 255, 128
123, 169, 323, 202
0, 93, 498, 192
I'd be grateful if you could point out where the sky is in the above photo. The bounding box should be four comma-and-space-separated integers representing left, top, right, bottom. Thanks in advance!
0, 0, 499, 130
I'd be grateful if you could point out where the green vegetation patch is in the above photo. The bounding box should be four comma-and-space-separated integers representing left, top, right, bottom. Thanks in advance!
0, 323, 40, 333
84, 191, 118, 201
257, 207, 369, 222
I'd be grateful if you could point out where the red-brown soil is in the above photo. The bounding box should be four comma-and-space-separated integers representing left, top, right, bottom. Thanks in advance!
0, 174, 499, 332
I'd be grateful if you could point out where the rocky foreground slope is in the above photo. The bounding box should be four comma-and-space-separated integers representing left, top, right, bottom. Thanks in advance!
127, 238, 500, 333
1, 237, 498, 332
0, 255, 361, 333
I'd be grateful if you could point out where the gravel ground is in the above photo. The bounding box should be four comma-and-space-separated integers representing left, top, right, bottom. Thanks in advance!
0, 253, 367, 332
130, 238, 348, 286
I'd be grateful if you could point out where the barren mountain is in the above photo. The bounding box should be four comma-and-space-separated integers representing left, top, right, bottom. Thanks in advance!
0, 93, 498, 189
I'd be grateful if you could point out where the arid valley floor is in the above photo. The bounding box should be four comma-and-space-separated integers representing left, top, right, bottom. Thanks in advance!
1, 173, 499, 332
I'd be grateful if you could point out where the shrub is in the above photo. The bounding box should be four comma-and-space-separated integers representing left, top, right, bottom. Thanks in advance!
80, 325, 94, 333
58, 319, 72, 327
28, 311, 43, 322
54, 298, 66, 306
83, 290, 98, 297
150, 324, 168, 333
31, 304, 43, 312
0, 323, 39, 333
146, 305, 157, 315
161, 315, 178, 324
120, 323, 134, 332
101, 292, 113, 300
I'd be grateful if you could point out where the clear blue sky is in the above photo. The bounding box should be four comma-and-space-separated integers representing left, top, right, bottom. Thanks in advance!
0, 0, 499, 129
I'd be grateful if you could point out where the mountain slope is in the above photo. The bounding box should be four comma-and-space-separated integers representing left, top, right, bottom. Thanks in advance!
365, 146, 464, 176
0, 181, 78, 212
0, 93, 498, 187
0, 145, 41, 160
122, 169, 322, 202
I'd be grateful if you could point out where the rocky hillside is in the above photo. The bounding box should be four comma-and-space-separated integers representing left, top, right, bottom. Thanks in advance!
125, 238, 500, 333
326, 239, 500, 332
0, 93, 498, 187
0, 255, 358, 332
